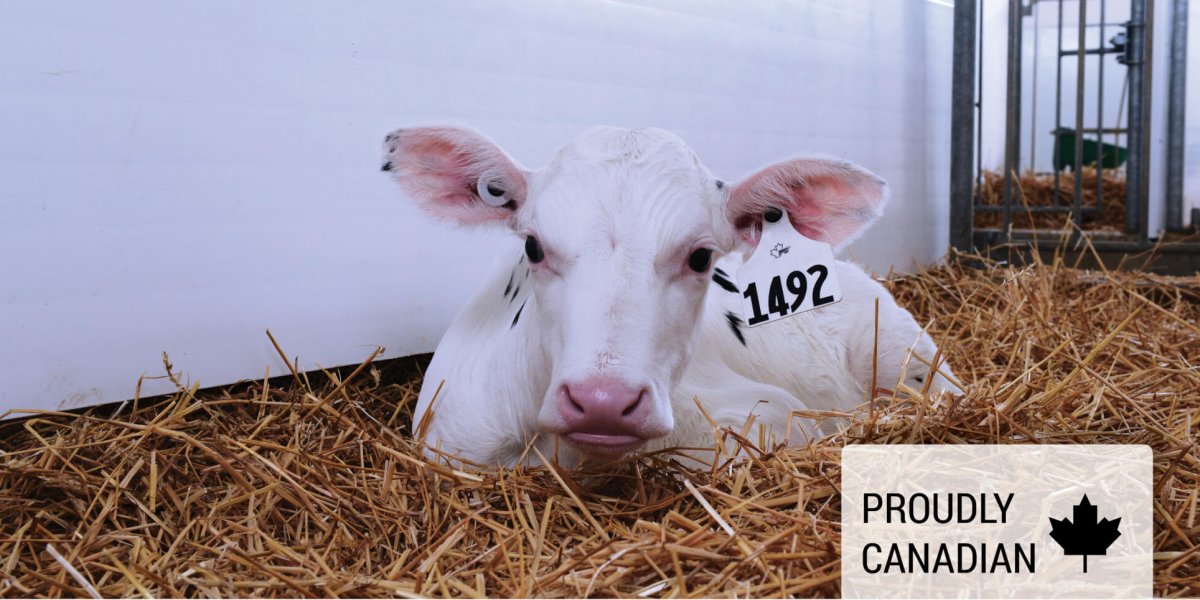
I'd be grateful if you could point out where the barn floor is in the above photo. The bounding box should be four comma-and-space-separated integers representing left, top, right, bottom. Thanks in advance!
1, 251, 1198, 598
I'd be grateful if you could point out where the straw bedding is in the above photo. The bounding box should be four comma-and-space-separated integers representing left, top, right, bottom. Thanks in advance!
1, 251, 1197, 598
974, 169, 1128, 231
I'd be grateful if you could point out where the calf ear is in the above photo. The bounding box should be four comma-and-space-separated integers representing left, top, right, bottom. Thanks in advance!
381, 127, 528, 226
726, 157, 889, 251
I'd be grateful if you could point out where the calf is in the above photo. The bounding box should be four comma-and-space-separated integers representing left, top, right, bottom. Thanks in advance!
382, 126, 959, 467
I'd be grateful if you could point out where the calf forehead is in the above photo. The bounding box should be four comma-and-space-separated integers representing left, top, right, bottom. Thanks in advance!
558, 126, 700, 167
528, 127, 719, 238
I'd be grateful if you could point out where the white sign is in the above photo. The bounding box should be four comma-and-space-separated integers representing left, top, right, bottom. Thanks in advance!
734, 212, 842, 327
842, 445, 1153, 599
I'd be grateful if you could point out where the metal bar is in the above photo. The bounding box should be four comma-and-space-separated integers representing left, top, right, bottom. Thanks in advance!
970, 232, 1200, 276
975, 0, 984, 197
1030, 4, 1039, 171
1058, 47, 1124, 56
1125, 0, 1146, 235
1138, 0, 1153, 241
972, 233, 1200, 255
1115, 72, 1129, 150
1052, 127, 1128, 134
1002, 0, 1024, 231
1165, 0, 1188, 231
1053, 0, 1064, 207
1096, 0, 1106, 212
975, 205, 1102, 213
1071, 0, 1087, 231
949, 0, 978, 252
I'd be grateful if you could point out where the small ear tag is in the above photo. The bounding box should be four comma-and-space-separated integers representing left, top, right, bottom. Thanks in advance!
476, 176, 510, 207
734, 209, 842, 327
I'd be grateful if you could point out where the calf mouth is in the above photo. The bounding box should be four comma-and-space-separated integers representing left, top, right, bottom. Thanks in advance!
563, 432, 647, 456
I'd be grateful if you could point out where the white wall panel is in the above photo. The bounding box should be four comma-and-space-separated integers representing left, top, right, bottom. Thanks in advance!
0, 0, 954, 415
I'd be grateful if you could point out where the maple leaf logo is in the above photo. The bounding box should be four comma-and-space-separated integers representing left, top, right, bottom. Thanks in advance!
1049, 494, 1122, 573
769, 243, 790, 259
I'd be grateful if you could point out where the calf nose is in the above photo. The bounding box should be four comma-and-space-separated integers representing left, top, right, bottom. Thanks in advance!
557, 376, 649, 436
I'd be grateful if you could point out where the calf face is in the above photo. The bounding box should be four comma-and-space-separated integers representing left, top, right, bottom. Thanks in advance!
382, 126, 888, 458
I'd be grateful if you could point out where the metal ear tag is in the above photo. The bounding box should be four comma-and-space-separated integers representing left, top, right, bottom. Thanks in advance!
734, 208, 843, 327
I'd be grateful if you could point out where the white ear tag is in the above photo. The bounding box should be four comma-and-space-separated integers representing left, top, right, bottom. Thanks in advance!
476, 176, 510, 207
734, 209, 842, 327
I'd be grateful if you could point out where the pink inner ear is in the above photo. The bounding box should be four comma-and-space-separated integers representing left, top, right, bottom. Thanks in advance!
384, 127, 527, 226
787, 181, 860, 241
728, 158, 887, 250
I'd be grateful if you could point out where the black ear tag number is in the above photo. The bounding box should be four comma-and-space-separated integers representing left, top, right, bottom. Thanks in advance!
767, 276, 789, 317
737, 211, 842, 327
743, 282, 769, 326
808, 265, 836, 307
744, 270, 804, 325
787, 270, 807, 311
745, 266, 836, 326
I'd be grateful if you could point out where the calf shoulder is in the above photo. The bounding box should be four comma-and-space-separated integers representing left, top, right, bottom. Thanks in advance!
691, 259, 957, 425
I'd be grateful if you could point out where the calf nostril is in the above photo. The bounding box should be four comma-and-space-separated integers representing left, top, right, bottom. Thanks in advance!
563, 385, 586, 414
621, 391, 644, 417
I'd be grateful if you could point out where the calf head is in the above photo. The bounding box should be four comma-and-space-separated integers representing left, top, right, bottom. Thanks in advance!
382, 126, 888, 458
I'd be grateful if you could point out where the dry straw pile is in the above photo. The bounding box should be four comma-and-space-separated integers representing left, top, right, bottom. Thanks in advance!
974, 169, 1128, 231
1, 250, 1197, 598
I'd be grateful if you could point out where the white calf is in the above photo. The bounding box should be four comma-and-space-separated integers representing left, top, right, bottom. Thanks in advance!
382, 126, 958, 467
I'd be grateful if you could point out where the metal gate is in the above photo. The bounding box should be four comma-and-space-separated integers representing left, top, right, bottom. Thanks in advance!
948, 0, 1197, 272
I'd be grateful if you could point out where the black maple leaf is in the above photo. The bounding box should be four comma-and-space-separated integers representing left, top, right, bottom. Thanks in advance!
1048, 494, 1122, 573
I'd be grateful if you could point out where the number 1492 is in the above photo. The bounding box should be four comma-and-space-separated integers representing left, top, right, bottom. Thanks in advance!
742, 265, 837, 326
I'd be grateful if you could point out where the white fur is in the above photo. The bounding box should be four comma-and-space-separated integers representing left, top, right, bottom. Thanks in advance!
389, 127, 960, 468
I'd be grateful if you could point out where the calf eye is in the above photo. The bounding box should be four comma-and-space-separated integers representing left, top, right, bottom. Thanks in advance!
525, 235, 544, 264
687, 248, 713, 273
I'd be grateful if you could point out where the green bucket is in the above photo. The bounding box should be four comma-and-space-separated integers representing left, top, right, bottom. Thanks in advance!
1052, 128, 1128, 171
